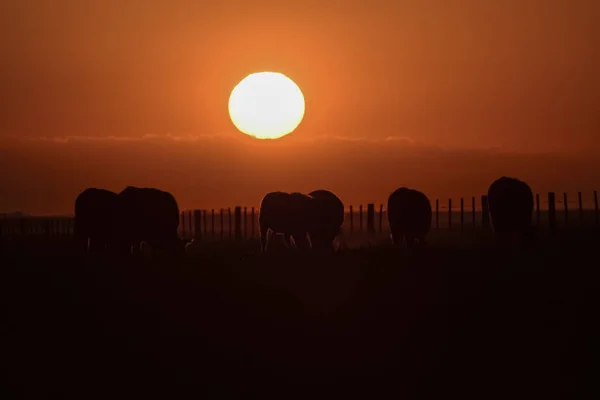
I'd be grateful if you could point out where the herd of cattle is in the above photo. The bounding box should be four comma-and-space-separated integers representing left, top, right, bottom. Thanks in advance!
74, 176, 534, 256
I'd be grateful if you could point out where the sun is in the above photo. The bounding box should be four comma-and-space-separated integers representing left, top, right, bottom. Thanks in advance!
228, 72, 305, 140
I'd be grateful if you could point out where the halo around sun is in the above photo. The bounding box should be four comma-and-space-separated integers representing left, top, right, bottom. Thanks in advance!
228, 72, 305, 140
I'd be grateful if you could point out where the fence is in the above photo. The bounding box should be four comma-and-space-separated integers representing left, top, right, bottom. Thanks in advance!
1, 191, 598, 240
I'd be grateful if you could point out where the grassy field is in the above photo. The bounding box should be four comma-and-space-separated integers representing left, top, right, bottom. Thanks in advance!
2, 229, 597, 398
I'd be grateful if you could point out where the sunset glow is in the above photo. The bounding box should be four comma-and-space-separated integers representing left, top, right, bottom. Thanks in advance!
228, 72, 305, 140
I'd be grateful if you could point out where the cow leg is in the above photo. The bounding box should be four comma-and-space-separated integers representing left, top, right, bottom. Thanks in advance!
73, 221, 89, 253
75, 236, 89, 254
406, 236, 417, 249
291, 231, 309, 251
283, 233, 293, 249
260, 226, 269, 254
113, 240, 133, 257
390, 229, 400, 247
130, 241, 141, 257
88, 236, 105, 253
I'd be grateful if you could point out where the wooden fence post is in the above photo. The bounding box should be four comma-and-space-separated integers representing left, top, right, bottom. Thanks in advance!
359, 205, 363, 232
203, 210, 208, 235
563, 192, 568, 226
220, 209, 224, 240
594, 191, 599, 226
234, 206, 242, 241
20, 218, 25, 236
45, 219, 51, 237
193, 210, 202, 240
243, 207, 247, 239
251, 207, 255, 239
186, 211, 190, 238
179, 212, 183, 237
366, 204, 375, 233
211, 209, 215, 239
578, 192, 583, 225
448, 199, 452, 229
548, 192, 556, 231
471, 196, 476, 228
228, 207, 232, 239
435, 199, 439, 229
460, 198, 464, 233
181, 211, 192, 238
349, 206, 354, 233
481, 195, 490, 229
379, 204, 383, 232
536, 194, 541, 226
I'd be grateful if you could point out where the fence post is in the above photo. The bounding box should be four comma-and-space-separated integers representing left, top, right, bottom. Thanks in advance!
481, 195, 490, 229
185, 211, 190, 238
211, 209, 215, 239
45, 218, 51, 237
536, 194, 541, 226
379, 204, 383, 232
228, 207, 232, 239
193, 210, 202, 240
251, 207, 255, 239
349, 206, 354, 233
179, 212, 183, 238
243, 207, 247, 239
594, 191, 599, 226
367, 204, 375, 233
234, 206, 242, 241
578, 192, 583, 225
179, 211, 184, 238
471, 196, 476, 228
563, 192, 568, 226
460, 198, 464, 233
191, 211, 195, 237
435, 199, 439, 229
448, 199, 452, 229
220, 209, 224, 240
548, 192, 556, 231
20, 218, 25, 236
203, 210, 208, 235
359, 205, 363, 232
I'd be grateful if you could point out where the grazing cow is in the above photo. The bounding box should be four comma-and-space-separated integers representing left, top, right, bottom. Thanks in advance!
116, 186, 187, 256
259, 191, 316, 253
487, 177, 534, 249
387, 188, 432, 248
308, 189, 345, 251
74, 188, 120, 253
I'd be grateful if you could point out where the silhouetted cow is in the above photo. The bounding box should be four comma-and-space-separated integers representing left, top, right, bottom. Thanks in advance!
487, 176, 534, 249
308, 189, 345, 251
116, 186, 187, 256
74, 188, 120, 253
387, 187, 432, 248
259, 191, 316, 253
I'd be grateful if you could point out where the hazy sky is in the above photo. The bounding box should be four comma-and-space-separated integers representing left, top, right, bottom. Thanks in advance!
1, 1, 599, 214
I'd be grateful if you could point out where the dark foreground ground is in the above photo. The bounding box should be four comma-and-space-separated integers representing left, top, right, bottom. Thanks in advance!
1, 231, 597, 399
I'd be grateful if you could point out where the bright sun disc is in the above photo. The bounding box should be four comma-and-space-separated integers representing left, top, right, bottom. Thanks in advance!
228, 72, 305, 139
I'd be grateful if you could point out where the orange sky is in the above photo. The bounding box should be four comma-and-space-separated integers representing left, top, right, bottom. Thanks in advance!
1, 1, 599, 214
